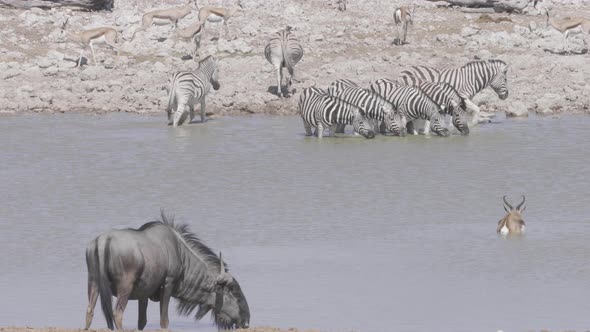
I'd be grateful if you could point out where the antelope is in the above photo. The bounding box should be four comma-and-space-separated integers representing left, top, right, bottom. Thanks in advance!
60, 18, 119, 67
175, 20, 203, 59
497, 195, 527, 235
131, 0, 198, 41
198, 6, 241, 40
393, 4, 415, 45
545, 9, 590, 54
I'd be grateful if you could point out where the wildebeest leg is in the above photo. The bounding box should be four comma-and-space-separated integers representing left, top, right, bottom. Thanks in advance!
159, 278, 174, 328
114, 277, 134, 330
138, 298, 148, 330
200, 97, 206, 123
84, 277, 99, 329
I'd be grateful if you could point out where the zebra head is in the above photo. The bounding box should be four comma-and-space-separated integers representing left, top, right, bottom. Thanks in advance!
488, 60, 509, 100
429, 113, 450, 137
352, 108, 375, 139
384, 109, 407, 137
450, 100, 469, 135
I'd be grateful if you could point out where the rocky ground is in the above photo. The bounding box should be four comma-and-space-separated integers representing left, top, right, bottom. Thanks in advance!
0, 0, 589, 119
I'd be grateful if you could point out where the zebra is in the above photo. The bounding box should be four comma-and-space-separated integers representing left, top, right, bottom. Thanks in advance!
264, 26, 304, 98
298, 87, 375, 139
417, 82, 470, 135
399, 59, 509, 124
166, 55, 220, 127
370, 79, 450, 137
327, 80, 407, 136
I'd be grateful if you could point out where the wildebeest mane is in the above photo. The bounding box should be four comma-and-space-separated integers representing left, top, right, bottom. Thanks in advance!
142, 212, 228, 325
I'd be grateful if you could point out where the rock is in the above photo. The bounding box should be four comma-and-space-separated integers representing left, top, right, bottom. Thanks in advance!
153, 62, 167, 72
80, 66, 101, 81
241, 25, 258, 36
535, 93, 563, 115
505, 101, 529, 117
311, 34, 325, 41
36, 57, 53, 68
461, 27, 479, 38
513, 25, 528, 35
529, 21, 537, 32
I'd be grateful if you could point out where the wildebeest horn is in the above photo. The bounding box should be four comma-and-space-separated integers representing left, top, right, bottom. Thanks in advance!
503, 195, 513, 210
219, 252, 225, 274
516, 195, 526, 211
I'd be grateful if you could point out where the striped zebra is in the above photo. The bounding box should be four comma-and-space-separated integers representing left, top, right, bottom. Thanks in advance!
370, 79, 450, 137
327, 80, 407, 136
417, 82, 470, 135
298, 87, 375, 139
265, 26, 304, 98
166, 55, 220, 127
399, 59, 509, 124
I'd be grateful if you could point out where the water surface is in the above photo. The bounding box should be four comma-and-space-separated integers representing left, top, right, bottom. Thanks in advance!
1, 113, 589, 332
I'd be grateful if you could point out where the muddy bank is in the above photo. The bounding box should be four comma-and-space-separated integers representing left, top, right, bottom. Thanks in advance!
0, 0, 589, 118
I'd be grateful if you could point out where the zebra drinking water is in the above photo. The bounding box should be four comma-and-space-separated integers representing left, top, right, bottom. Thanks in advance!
166, 55, 220, 127
327, 80, 406, 136
298, 87, 375, 139
265, 26, 304, 98
370, 79, 450, 137
417, 82, 470, 135
399, 59, 509, 125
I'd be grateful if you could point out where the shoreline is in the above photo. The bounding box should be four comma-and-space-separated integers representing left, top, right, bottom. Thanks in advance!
0, 1, 588, 117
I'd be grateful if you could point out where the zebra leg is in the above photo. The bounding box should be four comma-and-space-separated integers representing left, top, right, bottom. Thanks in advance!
423, 120, 431, 135
173, 103, 186, 127
276, 66, 283, 98
336, 123, 346, 134
303, 120, 313, 136
188, 103, 195, 124
317, 124, 324, 139
406, 121, 418, 135
464, 99, 481, 125
200, 98, 207, 123
329, 125, 339, 137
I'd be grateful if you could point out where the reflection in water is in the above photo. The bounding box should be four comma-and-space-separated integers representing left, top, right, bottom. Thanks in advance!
1, 113, 590, 332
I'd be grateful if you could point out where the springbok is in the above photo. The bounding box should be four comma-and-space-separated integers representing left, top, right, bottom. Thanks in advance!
198, 6, 241, 40
175, 20, 203, 59
545, 9, 590, 54
60, 18, 119, 67
393, 4, 415, 45
131, 0, 198, 41
497, 195, 527, 235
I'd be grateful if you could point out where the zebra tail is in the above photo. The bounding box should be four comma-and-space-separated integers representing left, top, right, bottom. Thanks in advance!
97, 238, 114, 330
281, 38, 295, 78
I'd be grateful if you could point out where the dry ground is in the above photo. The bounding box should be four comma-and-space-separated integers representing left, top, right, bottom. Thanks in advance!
0, 0, 589, 118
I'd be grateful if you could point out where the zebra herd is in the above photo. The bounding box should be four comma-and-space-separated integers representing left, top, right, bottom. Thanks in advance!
164, 21, 509, 135
299, 59, 510, 138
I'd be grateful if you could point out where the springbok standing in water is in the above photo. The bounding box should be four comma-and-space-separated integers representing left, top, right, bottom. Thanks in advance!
497, 195, 527, 235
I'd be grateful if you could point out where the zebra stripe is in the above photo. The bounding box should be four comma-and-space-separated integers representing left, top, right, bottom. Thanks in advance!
264, 26, 304, 98
400, 60, 509, 100
166, 55, 220, 127
370, 79, 450, 137
298, 87, 375, 139
417, 82, 469, 135
327, 81, 406, 136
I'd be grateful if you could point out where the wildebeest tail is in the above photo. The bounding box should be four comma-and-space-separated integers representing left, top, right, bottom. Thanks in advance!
96, 237, 115, 330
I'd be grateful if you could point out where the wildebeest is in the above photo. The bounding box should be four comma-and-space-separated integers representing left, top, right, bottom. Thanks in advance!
497, 195, 526, 235
84, 213, 250, 330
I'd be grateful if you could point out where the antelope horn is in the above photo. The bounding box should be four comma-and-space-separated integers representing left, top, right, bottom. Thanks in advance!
503, 195, 513, 210
516, 195, 526, 211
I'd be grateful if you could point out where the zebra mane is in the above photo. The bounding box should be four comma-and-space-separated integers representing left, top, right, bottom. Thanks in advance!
462, 59, 507, 70
199, 55, 215, 66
